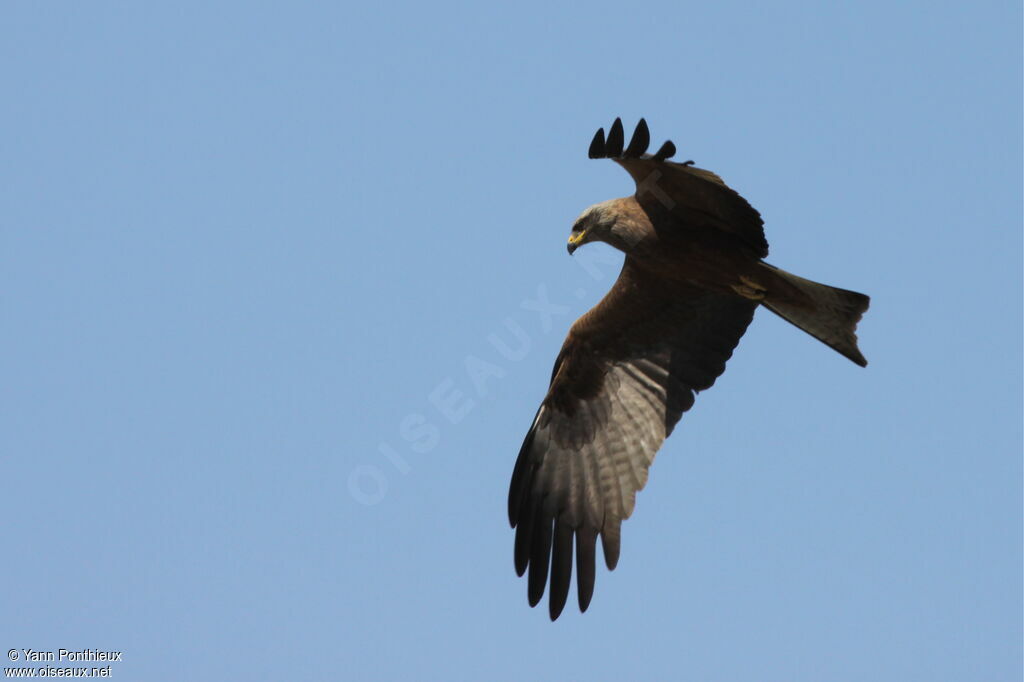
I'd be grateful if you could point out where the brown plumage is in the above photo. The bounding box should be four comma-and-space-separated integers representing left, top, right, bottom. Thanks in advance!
508, 119, 870, 620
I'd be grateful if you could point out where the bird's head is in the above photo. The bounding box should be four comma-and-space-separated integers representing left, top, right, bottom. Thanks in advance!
567, 200, 617, 255
567, 198, 644, 255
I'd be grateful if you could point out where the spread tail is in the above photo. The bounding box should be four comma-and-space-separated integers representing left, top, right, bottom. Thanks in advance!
758, 263, 870, 367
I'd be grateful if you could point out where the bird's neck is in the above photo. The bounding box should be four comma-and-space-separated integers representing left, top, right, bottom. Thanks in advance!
606, 197, 653, 255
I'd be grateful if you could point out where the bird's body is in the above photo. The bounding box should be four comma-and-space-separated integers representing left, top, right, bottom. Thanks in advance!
509, 119, 870, 620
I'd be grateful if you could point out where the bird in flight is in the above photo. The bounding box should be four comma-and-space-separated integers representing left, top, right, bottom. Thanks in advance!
508, 118, 869, 620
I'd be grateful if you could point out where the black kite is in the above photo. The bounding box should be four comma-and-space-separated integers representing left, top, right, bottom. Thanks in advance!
508, 118, 869, 620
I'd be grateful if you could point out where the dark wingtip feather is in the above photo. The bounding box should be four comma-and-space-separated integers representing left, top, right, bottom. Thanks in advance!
513, 500, 535, 577
588, 128, 606, 158
653, 140, 676, 161
624, 118, 650, 158
548, 522, 573, 621
576, 527, 597, 613
606, 118, 624, 157
600, 524, 621, 571
527, 516, 553, 607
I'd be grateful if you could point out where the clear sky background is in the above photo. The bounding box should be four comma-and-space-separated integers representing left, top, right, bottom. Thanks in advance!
2, 2, 1021, 681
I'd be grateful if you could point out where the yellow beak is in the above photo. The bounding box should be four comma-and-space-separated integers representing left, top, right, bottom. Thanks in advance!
567, 230, 587, 254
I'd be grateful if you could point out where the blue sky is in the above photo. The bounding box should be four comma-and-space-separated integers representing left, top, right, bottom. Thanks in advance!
2, 2, 1020, 680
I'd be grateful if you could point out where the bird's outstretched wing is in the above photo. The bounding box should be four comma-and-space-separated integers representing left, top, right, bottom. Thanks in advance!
508, 259, 757, 619
589, 118, 769, 258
